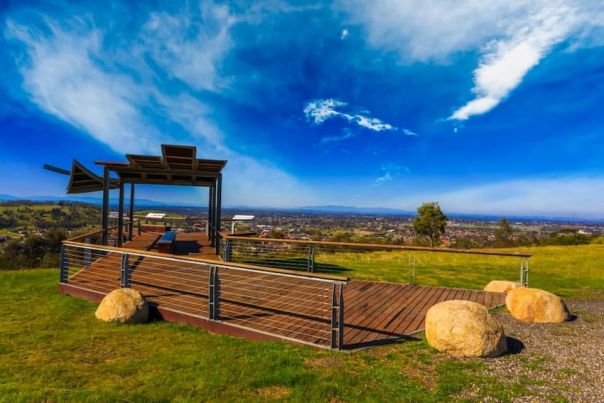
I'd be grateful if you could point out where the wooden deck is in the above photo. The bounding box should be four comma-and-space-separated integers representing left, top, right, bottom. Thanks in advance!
61, 232, 506, 350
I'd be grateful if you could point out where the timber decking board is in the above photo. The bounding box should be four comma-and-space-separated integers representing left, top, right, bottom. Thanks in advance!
63, 233, 506, 350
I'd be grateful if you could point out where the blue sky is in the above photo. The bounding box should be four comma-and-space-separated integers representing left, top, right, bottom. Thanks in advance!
1, 0, 604, 217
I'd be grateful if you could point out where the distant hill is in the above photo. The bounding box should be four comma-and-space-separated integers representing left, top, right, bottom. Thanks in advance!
1, 195, 602, 223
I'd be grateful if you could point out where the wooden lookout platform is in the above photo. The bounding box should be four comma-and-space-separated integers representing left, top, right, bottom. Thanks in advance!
60, 232, 506, 350
50, 144, 514, 351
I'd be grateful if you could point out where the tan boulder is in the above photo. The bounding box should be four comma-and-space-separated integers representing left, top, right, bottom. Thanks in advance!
484, 280, 524, 293
425, 300, 507, 358
95, 288, 149, 324
506, 288, 570, 323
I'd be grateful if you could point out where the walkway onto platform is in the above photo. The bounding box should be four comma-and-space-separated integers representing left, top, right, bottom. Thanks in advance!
60, 232, 506, 350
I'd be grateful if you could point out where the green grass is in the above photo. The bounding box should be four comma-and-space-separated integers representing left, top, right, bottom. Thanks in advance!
0, 269, 531, 402
317, 243, 604, 298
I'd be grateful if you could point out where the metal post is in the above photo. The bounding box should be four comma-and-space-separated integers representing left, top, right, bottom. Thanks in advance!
137, 220, 142, 236
120, 254, 130, 288
84, 238, 91, 267
215, 174, 222, 256
308, 244, 315, 272
101, 167, 110, 245
128, 183, 135, 241
520, 258, 529, 287
338, 283, 345, 350
208, 266, 219, 320
209, 186, 215, 246
224, 238, 232, 262
117, 182, 124, 247
59, 244, 68, 283
331, 283, 338, 349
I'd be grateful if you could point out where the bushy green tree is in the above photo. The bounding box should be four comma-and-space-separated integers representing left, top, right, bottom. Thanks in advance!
413, 202, 448, 247
494, 217, 514, 247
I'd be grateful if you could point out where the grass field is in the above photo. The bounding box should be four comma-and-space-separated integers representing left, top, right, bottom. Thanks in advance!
317, 243, 604, 298
0, 244, 602, 401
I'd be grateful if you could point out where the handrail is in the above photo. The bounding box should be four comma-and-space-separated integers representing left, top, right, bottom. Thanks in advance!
62, 239, 349, 282
221, 234, 532, 258
66, 219, 141, 242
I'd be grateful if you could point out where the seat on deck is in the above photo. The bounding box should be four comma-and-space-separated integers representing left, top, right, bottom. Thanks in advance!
157, 231, 176, 253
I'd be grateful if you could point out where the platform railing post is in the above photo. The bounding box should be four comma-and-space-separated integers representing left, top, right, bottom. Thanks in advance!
224, 239, 232, 262
308, 244, 315, 273
59, 244, 68, 283
84, 238, 92, 267
120, 254, 130, 288
338, 283, 345, 350
208, 266, 219, 320
520, 258, 529, 287
330, 283, 337, 349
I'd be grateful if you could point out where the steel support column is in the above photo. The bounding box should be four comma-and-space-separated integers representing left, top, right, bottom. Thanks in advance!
215, 173, 222, 256
128, 183, 135, 241
117, 182, 124, 247
101, 167, 110, 245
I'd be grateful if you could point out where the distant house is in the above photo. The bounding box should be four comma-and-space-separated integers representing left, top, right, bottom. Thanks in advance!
17, 229, 30, 236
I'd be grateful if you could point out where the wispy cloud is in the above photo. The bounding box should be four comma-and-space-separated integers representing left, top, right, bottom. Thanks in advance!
4, 4, 317, 207
449, 3, 576, 120
319, 128, 356, 145
304, 98, 405, 133
341, 0, 604, 121
375, 163, 409, 185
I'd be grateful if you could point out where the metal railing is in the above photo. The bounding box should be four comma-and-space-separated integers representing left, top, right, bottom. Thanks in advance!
221, 235, 531, 287
60, 240, 348, 349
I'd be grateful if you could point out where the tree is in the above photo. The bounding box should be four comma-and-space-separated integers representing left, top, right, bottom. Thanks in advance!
413, 202, 448, 247
494, 217, 514, 247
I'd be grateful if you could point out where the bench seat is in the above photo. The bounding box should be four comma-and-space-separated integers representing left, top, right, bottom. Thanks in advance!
157, 231, 176, 253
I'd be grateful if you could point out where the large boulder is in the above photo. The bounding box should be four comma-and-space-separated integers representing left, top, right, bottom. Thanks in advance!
425, 300, 507, 358
484, 280, 524, 293
506, 288, 570, 323
95, 288, 149, 324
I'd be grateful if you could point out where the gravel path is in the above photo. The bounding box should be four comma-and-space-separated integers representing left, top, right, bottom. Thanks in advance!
468, 299, 604, 402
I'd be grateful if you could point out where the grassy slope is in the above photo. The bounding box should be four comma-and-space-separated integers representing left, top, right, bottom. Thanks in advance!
1, 244, 601, 401
0, 269, 530, 402
317, 244, 604, 298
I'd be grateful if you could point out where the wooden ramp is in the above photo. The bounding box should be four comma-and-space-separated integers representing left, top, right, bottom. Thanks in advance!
61, 233, 506, 350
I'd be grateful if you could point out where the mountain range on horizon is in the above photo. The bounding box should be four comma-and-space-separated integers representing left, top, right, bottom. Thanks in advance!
1, 194, 603, 224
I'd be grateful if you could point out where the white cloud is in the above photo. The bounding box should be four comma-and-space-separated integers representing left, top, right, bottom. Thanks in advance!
380, 176, 604, 218
402, 129, 418, 137
340, 0, 604, 121
340, 28, 349, 40
140, 2, 234, 92
5, 21, 160, 154
304, 98, 396, 132
450, 2, 576, 120
375, 172, 392, 184
5, 7, 316, 207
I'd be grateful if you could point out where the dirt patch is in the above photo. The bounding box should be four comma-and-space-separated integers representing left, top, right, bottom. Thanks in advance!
305, 355, 345, 369
254, 385, 292, 400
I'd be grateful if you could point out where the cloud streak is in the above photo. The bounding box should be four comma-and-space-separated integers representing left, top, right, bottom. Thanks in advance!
304, 98, 418, 135
341, 0, 604, 121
